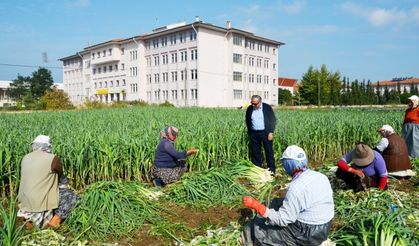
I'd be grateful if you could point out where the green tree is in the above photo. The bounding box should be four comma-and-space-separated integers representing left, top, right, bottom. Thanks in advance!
30, 67, 54, 100
278, 88, 293, 105
8, 75, 30, 100
299, 65, 342, 105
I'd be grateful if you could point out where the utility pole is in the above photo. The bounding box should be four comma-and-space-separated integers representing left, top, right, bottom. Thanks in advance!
318, 79, 320, 106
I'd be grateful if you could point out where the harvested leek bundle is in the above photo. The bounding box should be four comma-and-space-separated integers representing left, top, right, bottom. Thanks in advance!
188, 222, 242, 246
65, 181, 162, 241
167, 168, 249, 208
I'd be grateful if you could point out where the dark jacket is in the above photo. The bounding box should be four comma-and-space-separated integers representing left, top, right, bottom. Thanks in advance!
154, 139, 187, 168
245, 102, 276, 133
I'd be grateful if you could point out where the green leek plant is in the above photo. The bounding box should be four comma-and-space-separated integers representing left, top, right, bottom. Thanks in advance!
0, 198, 25, 246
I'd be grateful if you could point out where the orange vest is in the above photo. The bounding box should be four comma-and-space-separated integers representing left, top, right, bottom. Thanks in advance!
403, 107, 419, 124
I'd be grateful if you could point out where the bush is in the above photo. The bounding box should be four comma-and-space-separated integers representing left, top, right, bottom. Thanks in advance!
159, 101, 175, 107
83, 100, 107, 109
40, 89, 73, 110
129, 99, 149, 107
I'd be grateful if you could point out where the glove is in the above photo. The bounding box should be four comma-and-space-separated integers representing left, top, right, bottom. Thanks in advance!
242, 196, 266, 216
349, 168, 365, 179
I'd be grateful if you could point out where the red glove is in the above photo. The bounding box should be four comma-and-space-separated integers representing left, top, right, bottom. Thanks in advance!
378, 176, 388, 190
242, 196, 266, 216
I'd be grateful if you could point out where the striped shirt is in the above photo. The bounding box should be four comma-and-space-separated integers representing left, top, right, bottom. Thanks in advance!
264, 169, 334, 226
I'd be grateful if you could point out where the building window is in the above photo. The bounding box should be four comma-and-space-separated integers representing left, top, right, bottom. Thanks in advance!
265, 45, 269, 53
110, 81, 113, 87
145, 41, 150, 50
190, 31, 197, 41
154, 56, 160, 66
233, 72, 242, 82
257, 58, 261, 67
146, 57, 151, 67
233, 35, 243, 46
181, 51, 187, 62
109, 65, 113, 72
121, 63, 125, 70
92, 52, 95, 59
181, 70, 187, 81
163, 72, 168, 82
147, 75, 151, 83
171, 71, 178, 81
171, 52, 177, 63
103, 50, 106, 57
170, 35, 176, 45
161, 36, 168, 47
233, 53, 242, 64
116, 80, 119, 87
257, 43, 262, 51
180, 32, 186, 43
93, 68, 96, 74
162, 54, 168, 64
108, 49, 112, 56
121, 48, 125, 55
153, 39, 159, 48
190, 49, 198, 60
154, 74, 160, 83
94, 82, 97, 88
171, 90, 178, 100
191, 89, 198, 99
103, 66, 107, 73
273, 79, 276, 85
273, 63, 276, 70
98, 67, 102, 74
191, 69, 198, 80
233, 90, 242, 99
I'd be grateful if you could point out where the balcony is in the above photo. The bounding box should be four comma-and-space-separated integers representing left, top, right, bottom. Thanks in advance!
91, 53, 121, 65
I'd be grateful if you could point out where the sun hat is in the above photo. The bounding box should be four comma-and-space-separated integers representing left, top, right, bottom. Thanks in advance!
378, 124, 394, 134
32, 135, 51, 145
408, 95, 419, 101
352, 143, 374, 167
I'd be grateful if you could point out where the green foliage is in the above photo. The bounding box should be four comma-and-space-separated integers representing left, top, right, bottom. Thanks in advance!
299, 65, 342, 105
65, 181, 162, 241
30, 68, 53, 100
8, 75, 31, 101
40, 89, 74, 110
0, 198, 25, 246
82, 100, 107, 109
277, 88, 293, 105
159, 100, 175, 107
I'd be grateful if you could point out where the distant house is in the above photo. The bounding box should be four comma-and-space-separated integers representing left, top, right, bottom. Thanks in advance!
0, 81, 64, 107
0, 80, 13, 107
371, 77, 419, 95
278, 77, 298, 95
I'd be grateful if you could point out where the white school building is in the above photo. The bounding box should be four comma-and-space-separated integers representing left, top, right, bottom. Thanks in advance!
60, 19, 284, 107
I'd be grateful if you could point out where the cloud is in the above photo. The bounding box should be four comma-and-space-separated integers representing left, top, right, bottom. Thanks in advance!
341, 2, 419, 27
68, 0, 90, 8
277, 0, 306, 14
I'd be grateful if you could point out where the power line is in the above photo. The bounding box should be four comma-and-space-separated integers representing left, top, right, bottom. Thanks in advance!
0, 63, 62, 69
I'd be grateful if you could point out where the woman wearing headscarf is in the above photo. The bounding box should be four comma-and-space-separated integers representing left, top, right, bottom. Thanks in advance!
336, 142, 388, 192
375, 124, 415, 178
241, 145, 334, 246
17, 135, 79, 229
151, 126, 198, 187
402, 95, 419, 158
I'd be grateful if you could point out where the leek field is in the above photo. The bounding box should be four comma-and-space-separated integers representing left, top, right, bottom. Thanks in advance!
0, 107, 417, 245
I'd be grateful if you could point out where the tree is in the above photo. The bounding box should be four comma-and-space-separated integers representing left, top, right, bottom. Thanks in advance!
299, 65, 342, 105
40, 88, 73, 110
30, 67, 54, 100
8, 75, 31, 100
278, 88, 293, 105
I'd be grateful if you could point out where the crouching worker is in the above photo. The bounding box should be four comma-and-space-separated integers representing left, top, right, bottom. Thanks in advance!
241, 145, 334, 246
17, 135, 79, 229
375, 124, 415, 178
151, 126, 198, 187
336, 142, 388, 192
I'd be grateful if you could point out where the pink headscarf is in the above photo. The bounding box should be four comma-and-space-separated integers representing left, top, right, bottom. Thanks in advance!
161, 126, 179, 141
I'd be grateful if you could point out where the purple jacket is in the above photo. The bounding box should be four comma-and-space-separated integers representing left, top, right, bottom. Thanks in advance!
154, 139, 187, 168
342, 150, 388, 178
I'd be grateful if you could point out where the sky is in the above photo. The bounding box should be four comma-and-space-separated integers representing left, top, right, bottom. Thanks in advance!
0, 0, 418, 83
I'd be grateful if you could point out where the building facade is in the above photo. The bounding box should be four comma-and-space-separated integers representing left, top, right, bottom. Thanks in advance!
60, 20, 284, 107
371, 77, 419, 95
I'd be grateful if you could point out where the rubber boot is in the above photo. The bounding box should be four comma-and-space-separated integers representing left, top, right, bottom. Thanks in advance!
45, 214, 61, 229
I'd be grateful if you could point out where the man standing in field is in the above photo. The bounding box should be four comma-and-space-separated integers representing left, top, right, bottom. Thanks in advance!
245, 95, 277, 174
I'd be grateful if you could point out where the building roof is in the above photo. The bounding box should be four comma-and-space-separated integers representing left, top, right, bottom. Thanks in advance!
278, 77, 298, 87
371, 77, 419, 86
0, 80, 11, 89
